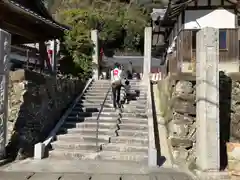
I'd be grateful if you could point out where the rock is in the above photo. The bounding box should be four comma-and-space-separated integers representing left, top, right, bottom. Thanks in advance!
231, 123, 240, 139
172, 112, 195, 124
172, 94, 195, 104
231, 113, 240, 124
174, 81, 193, 95
168, 121, 189, 137
169, 136, 193, 148
227, 142, 240, 160
172, 99, 196, 115
172, 148, 189, 163
231, 103, 240, 113
187, 124, 196, 143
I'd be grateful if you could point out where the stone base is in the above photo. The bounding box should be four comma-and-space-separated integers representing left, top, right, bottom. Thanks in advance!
196, 170, 230, 180
157, 115, 166, 125
34, 143, 45, 160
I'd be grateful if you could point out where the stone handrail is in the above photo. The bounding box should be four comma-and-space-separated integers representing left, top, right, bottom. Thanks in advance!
146, 78, 157, 166
34, 78, 94, 159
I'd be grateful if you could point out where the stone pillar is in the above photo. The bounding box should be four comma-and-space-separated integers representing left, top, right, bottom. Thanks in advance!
143, 27, 152, 82
196, 27, 221, 177
0, 29, 11, 159
50, 40, 57, 74
91, 30, 99, 80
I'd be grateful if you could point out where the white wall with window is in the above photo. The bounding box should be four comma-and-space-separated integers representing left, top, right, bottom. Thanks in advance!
180, 8, 239, 73
191, 30, 227, 50
184, 9, 236, 29
185, 8, 235, 52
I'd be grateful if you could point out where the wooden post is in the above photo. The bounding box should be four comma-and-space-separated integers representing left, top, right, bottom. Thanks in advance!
0, 29, 11, 159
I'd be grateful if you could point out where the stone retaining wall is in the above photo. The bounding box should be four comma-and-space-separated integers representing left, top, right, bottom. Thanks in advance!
158, 72, 240, 175
6, 70, 85, 159
226, 73, 240, 174
157, 73, 196, 169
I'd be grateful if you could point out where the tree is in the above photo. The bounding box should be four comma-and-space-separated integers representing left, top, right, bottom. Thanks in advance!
55, 0, 151, 52
47, 0, 151, 77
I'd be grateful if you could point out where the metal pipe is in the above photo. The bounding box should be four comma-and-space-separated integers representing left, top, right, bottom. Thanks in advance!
96, 86, 111, 152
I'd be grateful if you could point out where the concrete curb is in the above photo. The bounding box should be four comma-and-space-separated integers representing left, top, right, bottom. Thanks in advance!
152, 84, 174, 168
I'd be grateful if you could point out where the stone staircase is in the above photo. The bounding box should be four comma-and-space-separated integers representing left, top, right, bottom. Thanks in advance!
49, 79, 149, 164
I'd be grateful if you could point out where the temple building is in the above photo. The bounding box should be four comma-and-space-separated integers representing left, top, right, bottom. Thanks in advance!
153, 0, 240, 74
0, 0, 68, 70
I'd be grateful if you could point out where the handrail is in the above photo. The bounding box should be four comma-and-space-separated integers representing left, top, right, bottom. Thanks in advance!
145, 78, 157, 166
43, 78, 94, 146
96, 85, 111, 152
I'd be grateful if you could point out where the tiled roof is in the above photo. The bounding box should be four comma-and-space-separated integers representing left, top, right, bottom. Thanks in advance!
4, 0, 68, 31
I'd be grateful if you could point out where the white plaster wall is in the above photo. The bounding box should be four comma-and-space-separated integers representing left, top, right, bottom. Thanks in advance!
184, 9, 236, 29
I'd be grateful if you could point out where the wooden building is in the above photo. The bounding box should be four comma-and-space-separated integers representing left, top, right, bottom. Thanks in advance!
0, 0, 68, 44
158, 0, 240, 74
0, 0, 69, 72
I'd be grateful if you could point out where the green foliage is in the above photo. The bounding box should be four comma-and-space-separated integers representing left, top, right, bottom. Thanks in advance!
51, 0, 151, 77
60, 9, 95, 79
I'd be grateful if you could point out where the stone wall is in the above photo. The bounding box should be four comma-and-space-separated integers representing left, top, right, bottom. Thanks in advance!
230, 78, 240, 143
226, 73, 240, 174
158, 72, 240, 175
6, 70, 85, 159
157, 73, 196, 169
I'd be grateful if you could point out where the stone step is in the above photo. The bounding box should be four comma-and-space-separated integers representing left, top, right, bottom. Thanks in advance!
102, 143, 148, 153
98, 151, 148, 162
92, 81, 110, 84
111, 136, 148, 145
90, 84, 110, 87
129, 99, 147, 104
49, 149, 99, 160
74, 103, 114, 109
129, 99, 147, 103
79, 99, 113, 104
64, 121, 117, 129
66, 116, 118, 122
68, 111, 119, 118
84, 118, 118, 124
93, 82, 110, 85
70, 108, 99, 113
81, 96, 111, 100
79, 102, 114, 107
120, 112, 147, 118
49, 149, 148, 162
117, 130, 148, 137
74, 104, 100, 108
89, 86, 143, 91
59, 127, 116, 136
71, 107, 116, 113
126, 103, 147, 108
92, 83, 110, 86
84, 90, 144, 97
121, 108, 146, 113
84, 92, 112, 96
87, 88, 110, 92
56, 134, 110, 143
52, 141, 101, 151
120, 117, 147, 122
118, 124, 148, 131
